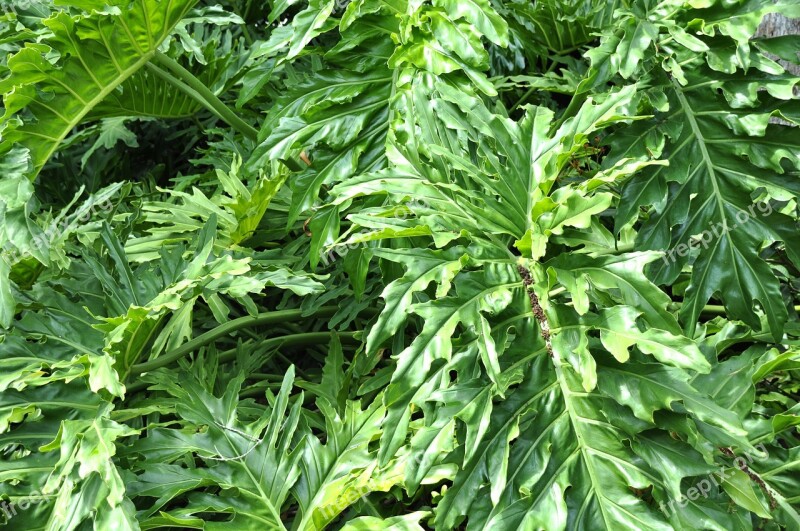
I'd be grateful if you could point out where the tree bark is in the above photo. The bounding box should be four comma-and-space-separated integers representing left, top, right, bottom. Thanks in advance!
757, 13, 800, 38
757, 14, 800, 76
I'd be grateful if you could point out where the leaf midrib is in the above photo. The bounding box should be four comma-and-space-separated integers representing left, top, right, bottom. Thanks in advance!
671, 79, 743, 332
551, 358, 614, 527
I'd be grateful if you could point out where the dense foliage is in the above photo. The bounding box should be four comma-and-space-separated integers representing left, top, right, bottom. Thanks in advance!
1, 0, 799, 529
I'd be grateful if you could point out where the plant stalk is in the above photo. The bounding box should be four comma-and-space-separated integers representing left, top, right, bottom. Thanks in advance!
668, 303, 800, 315
149, 52, 258, 140
217, 332, 359, 365
126, 332, 360, 395
131, 330, 357, 376
129, 306, 342, 376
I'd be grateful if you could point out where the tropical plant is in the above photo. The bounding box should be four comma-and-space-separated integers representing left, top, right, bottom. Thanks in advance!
1, 0, 799, 529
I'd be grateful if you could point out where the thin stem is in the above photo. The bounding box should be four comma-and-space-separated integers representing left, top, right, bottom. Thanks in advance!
126, 331, 360, 395
128, 306, 341, 376
552, 89, 588, 132
243, 0, 255, 21
150, 52, 258, 140
549, 286, 567, 298
125, 342, 271, 395
238, 382, 285, 399
552, 44, 584, 56
217, 332, 359, 365
590, 243, 636, 255
511, 86, 537, 112
231, 1, 254, 44
510, 58, 562, 112
240, 24, 254, 45
668, 302, 800, 315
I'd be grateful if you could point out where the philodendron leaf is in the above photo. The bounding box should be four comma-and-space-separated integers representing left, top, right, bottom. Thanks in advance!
2, 1, 800, 530
606, 6, 800, 340
721, 468, 772, 519
593, 306, 709, 370
520, 188, 614, 259
40, 405, 139, 530
340, 511, 429, 530
0, 0, 199, 179
435, 355, 676, 530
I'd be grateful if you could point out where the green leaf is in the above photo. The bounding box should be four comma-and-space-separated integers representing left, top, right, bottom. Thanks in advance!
293, 397, 389, 530
435, 355, 674, 530
130, 369, 304, 530
3, 2, 800, 529
609, 39, 800, 340
613, 18, 658, 79
340, 512, 429, 530
0, 0, 200, 178
721, 468, 771, 519
593, 306, 709, 371
286, 0, 337, 60
40, 404, 139, 530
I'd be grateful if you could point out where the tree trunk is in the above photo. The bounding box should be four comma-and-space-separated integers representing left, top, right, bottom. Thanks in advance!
757, 13, 800, 38
757, 14, 800, 75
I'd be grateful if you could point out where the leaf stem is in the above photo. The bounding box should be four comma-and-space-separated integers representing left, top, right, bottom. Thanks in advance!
552, 44, 585, 56
511, 86, 537, 112
149, 52, 258, 140
128, 306, 342, 376
669, 303, 800, 315
127, 331, 360, 394
552, 89, 588, 132
216, 332, 359, 366
243, 0, 255, 21
240, 24, 254, 45
589, 243, 636, 255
